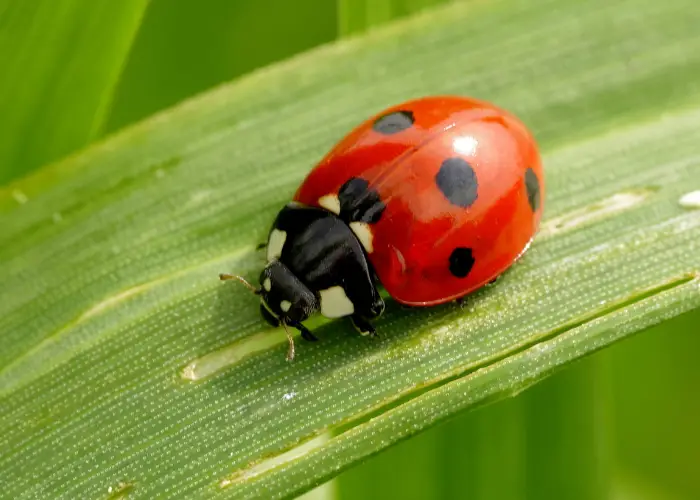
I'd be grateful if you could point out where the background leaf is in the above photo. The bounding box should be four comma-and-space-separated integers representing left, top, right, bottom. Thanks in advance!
339, 307, 700, 500
0, 0, 149, 184
337, 0, 449, 35
104, 0, 337, 135
1, 0, 699, 499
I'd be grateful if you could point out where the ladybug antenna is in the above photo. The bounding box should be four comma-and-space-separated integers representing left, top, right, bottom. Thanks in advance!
219, 273, 261, 295
281, 321, 295, 362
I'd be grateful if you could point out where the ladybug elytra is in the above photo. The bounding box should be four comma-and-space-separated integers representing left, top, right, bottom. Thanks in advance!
221, 95, 544, 360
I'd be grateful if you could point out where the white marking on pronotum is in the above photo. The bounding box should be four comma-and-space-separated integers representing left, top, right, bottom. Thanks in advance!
679, 190, 700, 209
266, 229, 287, 262
349, 221, 374, 253
318, 194, 341, 214
280, 300, 292, 312
319, 286, 355, 318
263, 278, 272, 292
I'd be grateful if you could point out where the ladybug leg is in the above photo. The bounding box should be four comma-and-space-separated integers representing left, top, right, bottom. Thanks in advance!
455, 297, 467, 308
351, 315, 378, 338
488, 277, 499, 285
292, 322, 318, 342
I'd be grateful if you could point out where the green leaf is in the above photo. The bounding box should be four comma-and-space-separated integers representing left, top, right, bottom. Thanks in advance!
2, 0, 700, 498
610, 308, 700, 498
339, 349, 614, 500
0, 0, 148, 184
337, 0, 448, 36
105, 0, 337, 134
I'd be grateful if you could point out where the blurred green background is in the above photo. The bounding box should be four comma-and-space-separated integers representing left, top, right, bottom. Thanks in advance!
2, 0, 699, 498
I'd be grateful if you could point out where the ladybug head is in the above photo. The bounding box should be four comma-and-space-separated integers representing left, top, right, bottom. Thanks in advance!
219, 260, 319, 361
218, 263, 317, 328
257, 261, 319, 328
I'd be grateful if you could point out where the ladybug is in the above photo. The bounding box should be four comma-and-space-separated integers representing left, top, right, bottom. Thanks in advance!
221, 95, 544, 360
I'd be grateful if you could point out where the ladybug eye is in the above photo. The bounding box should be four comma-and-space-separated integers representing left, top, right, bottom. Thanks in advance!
259, 301, 280, 327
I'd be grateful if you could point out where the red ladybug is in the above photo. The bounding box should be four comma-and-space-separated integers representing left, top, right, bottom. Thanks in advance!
221, 95, 544, 360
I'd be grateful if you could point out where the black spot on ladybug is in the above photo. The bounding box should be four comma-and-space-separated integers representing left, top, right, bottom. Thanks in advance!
525, 168, 540, 212
449, 247, 475, 278
435, 157, 478, 208
372, 110, 414, 134
338, 177, 386, 224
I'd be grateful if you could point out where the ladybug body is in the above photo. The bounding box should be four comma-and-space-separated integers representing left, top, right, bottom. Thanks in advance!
223, 95, 544, 360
